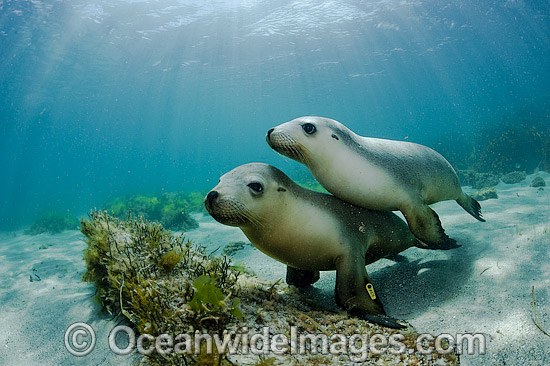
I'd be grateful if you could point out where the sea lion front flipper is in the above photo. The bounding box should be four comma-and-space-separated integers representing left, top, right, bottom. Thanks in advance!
401, 203, 460, 250
334, 254, 401, 327
334, 257, 405, 329
286, 266, 320, 287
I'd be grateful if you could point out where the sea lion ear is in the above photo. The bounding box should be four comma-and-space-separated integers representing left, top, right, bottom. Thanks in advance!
277, 187, 287, 192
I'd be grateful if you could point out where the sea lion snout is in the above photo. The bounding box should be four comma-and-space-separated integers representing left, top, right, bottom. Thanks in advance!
204, 190, 219, 210
266, 127, 275, 146
203, 189, 249, 227
264, 126, 307, 162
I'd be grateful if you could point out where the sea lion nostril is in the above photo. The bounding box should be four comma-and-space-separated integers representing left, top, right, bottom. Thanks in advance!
206, 191, 219, 206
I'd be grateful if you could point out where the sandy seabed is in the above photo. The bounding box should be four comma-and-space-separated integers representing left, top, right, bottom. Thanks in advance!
1, 172, 549, 365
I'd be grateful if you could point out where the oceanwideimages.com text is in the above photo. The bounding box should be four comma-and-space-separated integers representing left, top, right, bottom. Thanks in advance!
65, 322, 486, 361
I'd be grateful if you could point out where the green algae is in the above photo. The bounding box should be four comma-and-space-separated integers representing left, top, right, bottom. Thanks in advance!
80, 210, 242, 364
26, 210, 80, 235
157, 250, 183, 272
103, 192, 202, 231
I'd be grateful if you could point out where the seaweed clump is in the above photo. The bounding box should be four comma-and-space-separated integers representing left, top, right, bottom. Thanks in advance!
103, 192, 203, 231
457, 170, 500, 189
81, 210, 242, 364
80, 210, 459, 366
471, 187, 498, 201
26, 210, 79, 235
157, 250, 183, 272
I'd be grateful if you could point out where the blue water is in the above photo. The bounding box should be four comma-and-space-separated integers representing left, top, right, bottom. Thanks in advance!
1, 0, 549, 230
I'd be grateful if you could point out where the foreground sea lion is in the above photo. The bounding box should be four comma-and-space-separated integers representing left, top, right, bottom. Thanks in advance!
266, 116, 485, 250
205, 163, 428, 329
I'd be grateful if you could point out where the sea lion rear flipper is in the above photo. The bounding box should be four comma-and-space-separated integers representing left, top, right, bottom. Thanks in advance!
286, 266, 320, 287
456, 193, 486, 222
402, 204, 460, 250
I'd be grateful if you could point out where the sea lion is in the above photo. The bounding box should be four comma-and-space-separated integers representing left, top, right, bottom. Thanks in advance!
266, 116, 485, 250
205, 162, 426, 329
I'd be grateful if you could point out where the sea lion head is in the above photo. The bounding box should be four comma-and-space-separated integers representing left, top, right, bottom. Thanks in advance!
266, 116, 352, 166
205, 163, 292, 228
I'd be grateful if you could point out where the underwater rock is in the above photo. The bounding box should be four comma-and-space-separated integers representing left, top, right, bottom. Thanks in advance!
471, 187, 498, 201
531, 176, 546, 187
501, 171, 527, 184
458, 170, 500, 189
26, 210, 79, 235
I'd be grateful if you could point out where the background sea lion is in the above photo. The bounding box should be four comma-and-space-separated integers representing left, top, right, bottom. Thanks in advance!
205, 162, 429, 329
267, 116, 485, 250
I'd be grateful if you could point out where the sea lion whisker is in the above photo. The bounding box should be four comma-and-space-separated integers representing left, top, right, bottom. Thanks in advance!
224, 200, 263, 227
291, 145, 308, 164
297, 145, 311, 165
243, 208, 263, 228
270, 133, 308, 162
228, 202, 248, 223
278, 133, 310, 163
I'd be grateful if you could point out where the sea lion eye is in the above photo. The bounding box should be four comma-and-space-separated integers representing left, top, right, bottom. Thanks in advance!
247, 182, 263, 193
302, 123, 316, 135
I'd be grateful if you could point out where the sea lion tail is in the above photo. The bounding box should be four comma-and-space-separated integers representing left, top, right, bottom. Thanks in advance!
456, 193, 486, 222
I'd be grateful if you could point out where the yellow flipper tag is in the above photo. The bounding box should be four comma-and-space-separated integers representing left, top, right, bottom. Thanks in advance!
366, 283, 376, 300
